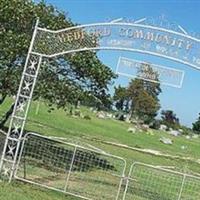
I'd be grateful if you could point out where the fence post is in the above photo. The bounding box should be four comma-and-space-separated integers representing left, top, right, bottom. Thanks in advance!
115, 159, 127, 200
64, 146, 77, 191
178, 174, 186, 200
122, 164, 135, 200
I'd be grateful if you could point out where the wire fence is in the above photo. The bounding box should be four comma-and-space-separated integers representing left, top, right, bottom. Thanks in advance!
15, 133, 126, 200
123, 162, 200, 200
11, 132, 200, 200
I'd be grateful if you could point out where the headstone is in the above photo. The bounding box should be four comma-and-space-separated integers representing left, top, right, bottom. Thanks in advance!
179, 129, 184, 133
160, 137, 173, 145
141, 124, 149, 132
106, 113, 113, 118
159, 124, 167, 131
186, 135, 191, 140
192, 134, 199, 139
146, 129, 154, 136
142, 124, 149, 129
77, 100, 80, 109
169, 130, 181, 137
125, 114, 131, 123
127, 127, 136, 134
97, 111, 106, 119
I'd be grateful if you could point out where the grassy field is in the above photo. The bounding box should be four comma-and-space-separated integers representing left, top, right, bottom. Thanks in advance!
0, 181, 78, 200
1, 98, 200, 199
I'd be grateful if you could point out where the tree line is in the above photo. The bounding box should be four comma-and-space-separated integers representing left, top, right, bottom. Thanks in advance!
113, 64, 200, 134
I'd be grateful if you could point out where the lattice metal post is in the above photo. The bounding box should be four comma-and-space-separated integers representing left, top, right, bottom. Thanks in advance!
0, 18, 42, 182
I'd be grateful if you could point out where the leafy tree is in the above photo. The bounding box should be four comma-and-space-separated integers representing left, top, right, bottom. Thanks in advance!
133, 90, 160, 124
113, 85, 129, 111
137, 63, 162, 100
161, 110, 180, 129
193, 113, 200, 134
0, 0, 116, 127
127, 63, 161, 123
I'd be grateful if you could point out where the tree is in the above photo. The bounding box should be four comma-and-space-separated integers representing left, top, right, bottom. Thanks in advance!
133, 90, 160, 123
193, 113, 200, 134
137, 63, 162, 100
0, 0, 116, 127
113, 85, 129, 111
161, 110, 180, 129
127, 63, 161, 123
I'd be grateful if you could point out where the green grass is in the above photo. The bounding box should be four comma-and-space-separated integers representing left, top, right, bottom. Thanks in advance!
1, 98, 200, 199
1, 98, 200, 160
0, 181, 78, 200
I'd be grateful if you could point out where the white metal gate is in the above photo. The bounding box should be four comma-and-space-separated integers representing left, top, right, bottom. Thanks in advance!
15, 133, 126, 200
123, 162, 200, 200
8, 132, 200, 200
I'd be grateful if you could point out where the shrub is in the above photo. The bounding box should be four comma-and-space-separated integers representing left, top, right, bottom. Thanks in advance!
149, 120, 161, 130
84, 115, 91, 120
74, 110, 81, 117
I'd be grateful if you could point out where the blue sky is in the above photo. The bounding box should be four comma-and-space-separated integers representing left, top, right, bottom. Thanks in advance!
37, 0, 200, 127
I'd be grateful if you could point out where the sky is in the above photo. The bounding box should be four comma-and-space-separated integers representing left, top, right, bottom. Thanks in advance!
35, 0, 200, 127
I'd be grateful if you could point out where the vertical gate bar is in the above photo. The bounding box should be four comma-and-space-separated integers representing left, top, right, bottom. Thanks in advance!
64, 146, 77, 191
115, 159, 127, 200
178, 174, 186, 200
122, 164, 134, 200
14, 134, 29, 178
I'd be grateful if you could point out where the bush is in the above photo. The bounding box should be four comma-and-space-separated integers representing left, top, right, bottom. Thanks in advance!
193, 114, 200, 134
149, 120, 161, 130
74, 110, 81, 117
181, 126, 194, 135
115, 113, 126, 121
160, 121, 180, 131
84, 115, 91, 120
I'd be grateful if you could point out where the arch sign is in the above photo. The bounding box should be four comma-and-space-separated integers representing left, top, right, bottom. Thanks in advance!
32, 20, 200, 69
116, 57, 185, 88
1, 17, 200, 181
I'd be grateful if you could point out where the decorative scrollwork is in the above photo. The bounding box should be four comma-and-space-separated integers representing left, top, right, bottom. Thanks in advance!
11, 123, 21, 135
2, 166, 10, 177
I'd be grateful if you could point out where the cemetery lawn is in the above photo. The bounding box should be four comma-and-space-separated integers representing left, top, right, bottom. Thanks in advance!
1, 98, 200, 199
1, 98, 200, 163
0, 181, 78, 200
